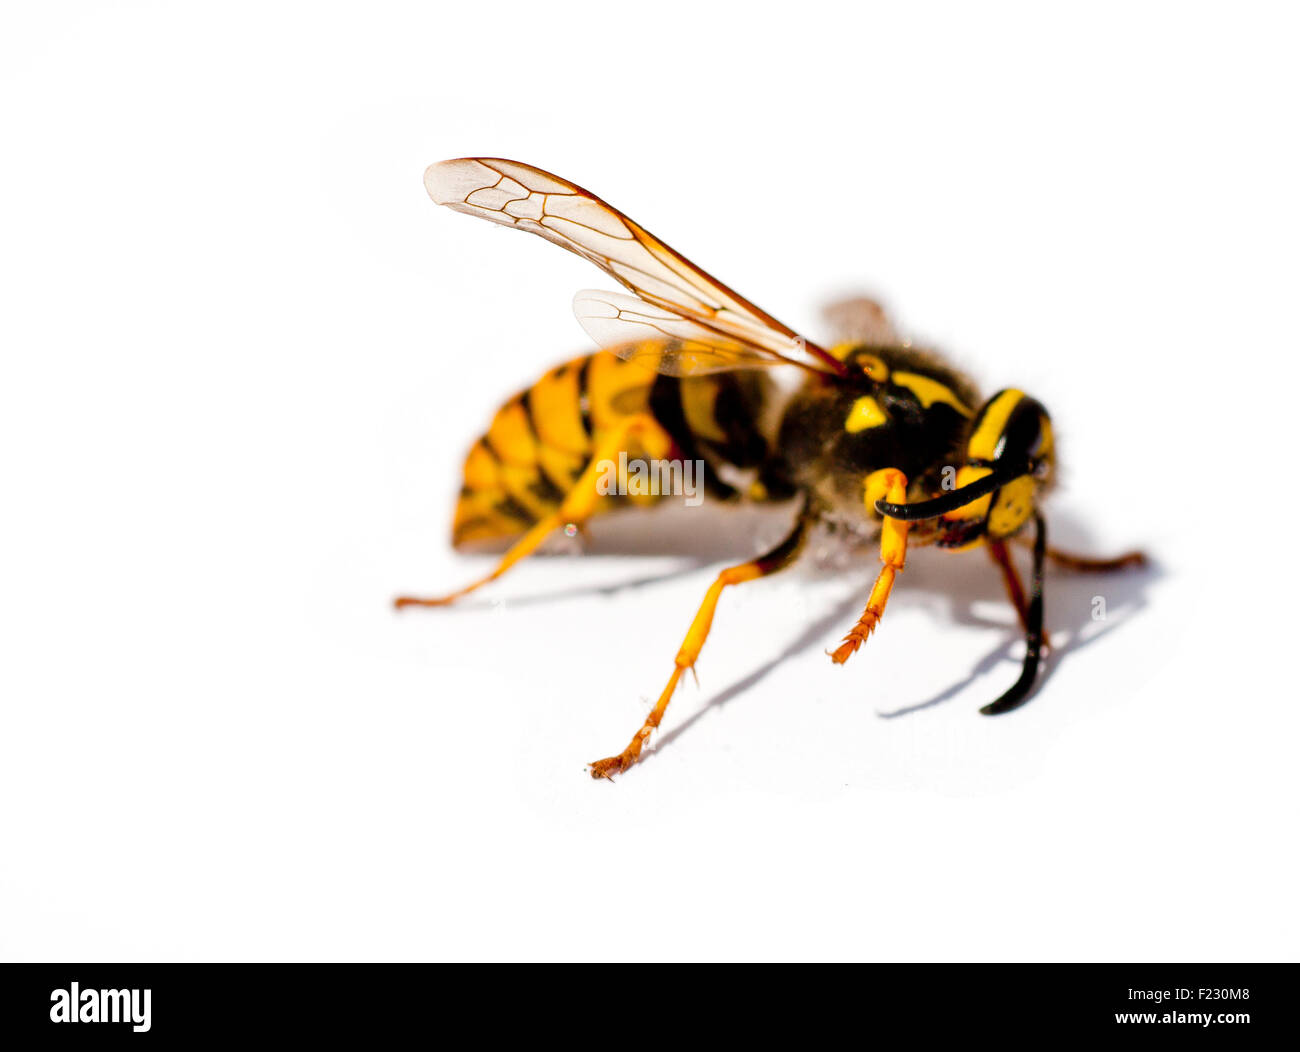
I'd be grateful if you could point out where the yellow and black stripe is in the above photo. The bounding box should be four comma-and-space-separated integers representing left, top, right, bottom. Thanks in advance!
451, 349, 772, 546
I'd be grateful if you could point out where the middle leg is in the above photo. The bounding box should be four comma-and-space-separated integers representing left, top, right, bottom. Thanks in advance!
589, 501, 816, 779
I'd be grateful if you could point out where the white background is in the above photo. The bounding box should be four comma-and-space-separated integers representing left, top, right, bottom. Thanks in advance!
2, 2, 1296, 962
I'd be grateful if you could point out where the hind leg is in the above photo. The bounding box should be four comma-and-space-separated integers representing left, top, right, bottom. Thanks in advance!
395, 414, 669, 608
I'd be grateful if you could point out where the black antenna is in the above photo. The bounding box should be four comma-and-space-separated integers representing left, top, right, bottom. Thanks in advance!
874, 460, 1029, 521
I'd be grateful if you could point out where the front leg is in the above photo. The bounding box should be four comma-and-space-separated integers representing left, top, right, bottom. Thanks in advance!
831, 468, 910, 665
988, 538, 1034, 635
982, 511, 1048, 715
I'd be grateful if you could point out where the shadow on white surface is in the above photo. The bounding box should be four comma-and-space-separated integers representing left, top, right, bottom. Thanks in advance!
878, 544, 1159, 718
421, 500, 1160, 762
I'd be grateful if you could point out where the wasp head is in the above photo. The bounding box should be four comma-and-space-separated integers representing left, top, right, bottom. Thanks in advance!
873, 388, 1053, 547
936, 389, 1053, 546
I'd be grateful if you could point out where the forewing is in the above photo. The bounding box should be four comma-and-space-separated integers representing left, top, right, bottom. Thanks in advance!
425, 157, 845, 376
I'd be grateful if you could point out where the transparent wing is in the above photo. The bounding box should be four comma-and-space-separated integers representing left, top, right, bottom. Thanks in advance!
425, 157, 846, 377
573, 290, 778, 376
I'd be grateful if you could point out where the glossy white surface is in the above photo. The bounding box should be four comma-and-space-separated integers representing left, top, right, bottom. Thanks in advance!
1, 1, 1294, 962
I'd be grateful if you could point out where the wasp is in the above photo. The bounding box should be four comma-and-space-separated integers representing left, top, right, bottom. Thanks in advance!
396, 158, 1146, 778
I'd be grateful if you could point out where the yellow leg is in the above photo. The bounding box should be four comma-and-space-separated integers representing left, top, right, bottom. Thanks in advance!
831, 468, 910, 665
395, 414, 669, 608
589, 505, 814, 779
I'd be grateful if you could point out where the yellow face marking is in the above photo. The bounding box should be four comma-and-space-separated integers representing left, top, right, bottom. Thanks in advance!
988, 476, 1036, 537
968, 389, 1025, 461
891, 372, 972, 416
845, 395, 888, 433
942, 465, 995, 522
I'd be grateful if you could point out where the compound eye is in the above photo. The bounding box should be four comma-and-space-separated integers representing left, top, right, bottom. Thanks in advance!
1026, 423, 1046, 459
1028, 411, 1053, 464
995, 399, 1048, 464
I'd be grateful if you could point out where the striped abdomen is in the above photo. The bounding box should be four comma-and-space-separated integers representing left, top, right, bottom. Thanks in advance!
451, 349, 770, 547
